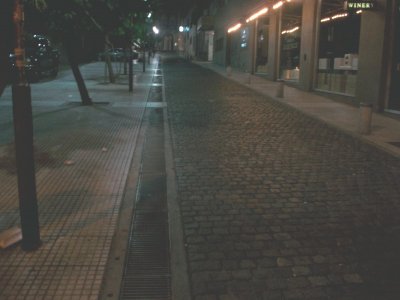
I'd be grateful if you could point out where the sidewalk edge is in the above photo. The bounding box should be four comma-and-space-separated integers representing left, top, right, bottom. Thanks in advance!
195, 62, 400, 160
163, 67, 192, 300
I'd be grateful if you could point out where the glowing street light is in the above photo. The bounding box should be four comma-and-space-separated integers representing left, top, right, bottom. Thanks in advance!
152, 26, 159, 34
179, 25, 184, 32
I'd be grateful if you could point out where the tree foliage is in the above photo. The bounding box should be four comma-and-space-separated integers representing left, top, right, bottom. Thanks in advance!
28, 0, 154, 46
25, 0, 155, 102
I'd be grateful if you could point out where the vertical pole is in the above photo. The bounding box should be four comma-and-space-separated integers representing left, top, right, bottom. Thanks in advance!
226, 34, 232, 76
129, 49, 133, 92
142, 49, 146, 73
123, 52, 127, 75
12, 0, 41, 251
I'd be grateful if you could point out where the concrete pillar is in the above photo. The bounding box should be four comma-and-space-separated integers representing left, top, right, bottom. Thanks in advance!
299, 0, 319, 91
247, 23, 257, 74
356, 0, 387, 110
251, 19, 259, 75
267, 13, 280, 81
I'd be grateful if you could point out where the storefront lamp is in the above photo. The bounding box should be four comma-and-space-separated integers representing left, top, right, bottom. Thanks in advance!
282, 26, 299, 35
246, 7, 268, 23
227, 23, 242, 33
273, 1, 284, 10
331, 13, 348, 20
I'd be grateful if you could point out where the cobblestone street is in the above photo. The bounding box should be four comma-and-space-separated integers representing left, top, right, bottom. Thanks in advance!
163, 57, 400, 299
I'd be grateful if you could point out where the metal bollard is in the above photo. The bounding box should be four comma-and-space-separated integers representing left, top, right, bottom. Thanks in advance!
276, 80, 284, 98
358, 102, 373, 135
245, 72, 251, 84
226, 66, 232, 77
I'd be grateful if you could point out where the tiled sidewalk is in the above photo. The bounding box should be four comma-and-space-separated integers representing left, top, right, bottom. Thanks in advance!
0, 59, 158, 299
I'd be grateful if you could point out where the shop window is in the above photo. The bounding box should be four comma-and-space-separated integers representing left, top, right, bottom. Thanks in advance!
388, 1, 400, 111
279, 1, 302, 81
316, 0, 361, 96
215, 37, 224, 52
255, 17, 269, 74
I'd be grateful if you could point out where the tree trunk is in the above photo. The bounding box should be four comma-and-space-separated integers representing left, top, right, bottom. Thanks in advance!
105, 53, 115, 83
104, 34, 115, 83
65, 41, 92, 105
0, 0, 14, 97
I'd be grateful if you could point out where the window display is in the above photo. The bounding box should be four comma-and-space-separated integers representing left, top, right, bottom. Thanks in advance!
279, 1, 302, 81
316, 0, 361, 96
388, 0, 400, 111
255, 17, 269, 74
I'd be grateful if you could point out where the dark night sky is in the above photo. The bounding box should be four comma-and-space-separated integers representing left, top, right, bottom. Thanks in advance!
156, 0, 214, 16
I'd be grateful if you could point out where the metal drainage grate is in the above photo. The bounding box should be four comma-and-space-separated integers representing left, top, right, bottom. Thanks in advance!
120, 75, 171, 299
120, 172, 171, 299
120, 211, 171, 299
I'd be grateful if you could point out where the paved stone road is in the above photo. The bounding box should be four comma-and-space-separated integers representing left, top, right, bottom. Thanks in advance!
163, 57, 400, 300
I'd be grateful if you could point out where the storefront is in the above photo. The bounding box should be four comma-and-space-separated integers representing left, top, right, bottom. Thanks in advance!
315, 0, 361, 96
388, 0, 400, 112
219, 0, 394, 112
255, 16, 269, 74
225, 24, 254, 72
279, 1, 303, 82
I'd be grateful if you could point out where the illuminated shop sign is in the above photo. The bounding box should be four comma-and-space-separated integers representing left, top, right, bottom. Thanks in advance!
346, 1, 376, 10
241, 28, 249, 48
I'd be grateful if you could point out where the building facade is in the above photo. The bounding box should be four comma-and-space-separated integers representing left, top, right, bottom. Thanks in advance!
206, 0, 400, 114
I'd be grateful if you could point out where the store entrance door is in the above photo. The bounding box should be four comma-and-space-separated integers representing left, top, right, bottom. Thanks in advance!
388, 1, 400, 111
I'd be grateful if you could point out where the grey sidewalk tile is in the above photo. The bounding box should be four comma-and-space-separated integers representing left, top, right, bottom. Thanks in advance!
0, 59, 157, 297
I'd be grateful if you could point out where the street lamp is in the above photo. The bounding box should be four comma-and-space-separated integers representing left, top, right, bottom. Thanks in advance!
152, 26, 159, 34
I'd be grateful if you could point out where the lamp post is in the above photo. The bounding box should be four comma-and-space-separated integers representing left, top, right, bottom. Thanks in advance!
12, 0, 41, 251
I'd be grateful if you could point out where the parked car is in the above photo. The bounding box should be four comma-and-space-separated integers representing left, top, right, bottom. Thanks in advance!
9, 34, 60, 82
